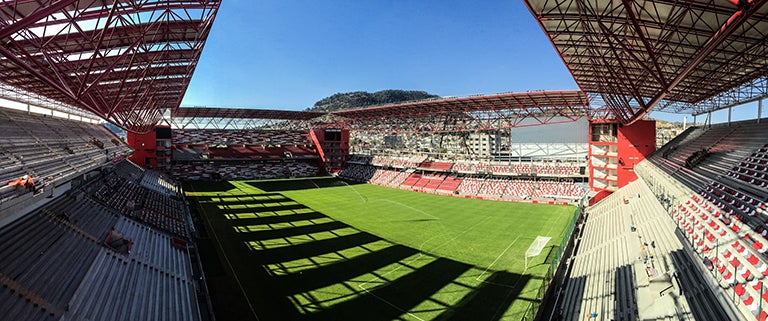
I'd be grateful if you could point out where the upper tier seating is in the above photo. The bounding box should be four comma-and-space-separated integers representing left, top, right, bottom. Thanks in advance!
648, 120, 768, 191
418, 160, 453, 171
172, 129, 316, 160
173, 129, 309, 146
206, 145, 316, 159
347, 154, 373, 165
0, 108, 132, 203
171, 161, 320, 181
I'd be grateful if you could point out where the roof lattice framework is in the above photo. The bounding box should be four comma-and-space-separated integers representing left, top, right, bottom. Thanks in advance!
331, 91, 589, 133
525, 0, 768, 123
0, 0, 221, 132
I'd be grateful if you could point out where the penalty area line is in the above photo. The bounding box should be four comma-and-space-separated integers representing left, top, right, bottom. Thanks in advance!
374, 199, 439, 220
340, 180, 368, 204
475, 235, 521, 282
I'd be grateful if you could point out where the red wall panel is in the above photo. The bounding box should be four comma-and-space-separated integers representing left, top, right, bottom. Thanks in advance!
617, 120, 656, 187
127, 129, 157, 169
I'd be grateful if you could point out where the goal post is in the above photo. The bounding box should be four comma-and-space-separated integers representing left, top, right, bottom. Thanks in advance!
525, 236, 551, 270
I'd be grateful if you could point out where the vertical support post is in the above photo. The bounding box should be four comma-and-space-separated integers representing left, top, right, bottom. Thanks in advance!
759, 99, 763, 124
728, 107, 732, 126
508, 127, 513, 162
715, 240, 718, 263
757, 284, 763, 320
693, 114, 697, 126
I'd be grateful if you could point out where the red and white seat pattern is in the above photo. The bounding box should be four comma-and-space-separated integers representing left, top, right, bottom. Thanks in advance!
678, 194, 768, 319
728, 144, 768, 189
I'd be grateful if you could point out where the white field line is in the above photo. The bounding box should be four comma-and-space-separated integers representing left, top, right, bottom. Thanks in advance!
190, 184, 261, 321
543, 212, 558, 238
340, 180, 368, 203
475, 235, 522, 281
374, 199, 439, 220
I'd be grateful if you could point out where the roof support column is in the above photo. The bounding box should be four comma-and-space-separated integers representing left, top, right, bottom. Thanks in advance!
728, 107, 732, 126
693, 114, 697, 126
759, 99, 763, 124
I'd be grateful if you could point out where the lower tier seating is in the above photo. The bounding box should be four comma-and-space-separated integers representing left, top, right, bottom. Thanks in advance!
0, 161, 200, 321
339, 164, 585, 202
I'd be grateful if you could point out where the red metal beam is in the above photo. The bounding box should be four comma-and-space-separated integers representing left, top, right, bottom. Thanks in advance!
633, 0, 768, 124
0, 0, 78, 40
0, 0, 221, 133
0, 44, 82, 106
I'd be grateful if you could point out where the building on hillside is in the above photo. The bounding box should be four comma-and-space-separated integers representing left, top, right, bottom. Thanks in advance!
466, 131, 502, 158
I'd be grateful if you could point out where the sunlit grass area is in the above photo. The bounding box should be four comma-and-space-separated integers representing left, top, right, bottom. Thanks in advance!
187, 177, 576, 321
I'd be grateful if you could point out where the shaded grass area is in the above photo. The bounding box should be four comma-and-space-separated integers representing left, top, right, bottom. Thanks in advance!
186, 178, 573, 321
247, 177, 357, 192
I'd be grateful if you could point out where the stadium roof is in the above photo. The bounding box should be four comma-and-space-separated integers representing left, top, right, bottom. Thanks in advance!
169, 107, 326, 130
0, 0, 220, 133
167, 91, 588, 133
525, 0, 768, 124
332, 90, 589, 133
172, 107, 325, 120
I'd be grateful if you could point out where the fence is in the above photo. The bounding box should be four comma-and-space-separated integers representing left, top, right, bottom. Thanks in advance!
521, 204, 582, 321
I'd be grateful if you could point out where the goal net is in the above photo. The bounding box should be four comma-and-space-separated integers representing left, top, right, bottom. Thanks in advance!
525, 236, 551, 270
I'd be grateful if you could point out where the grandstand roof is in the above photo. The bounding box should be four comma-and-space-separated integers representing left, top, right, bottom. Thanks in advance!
332, 90, 588, 133
525, 0, 768, 123
0, 0, 221, 133
170, 107, 326, 130
172, 107, 324, 120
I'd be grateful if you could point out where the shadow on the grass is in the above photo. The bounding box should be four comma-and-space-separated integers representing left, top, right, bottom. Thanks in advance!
237, 221, 349, 241
247, 177, 363, 192
183, 181, 237, 193
227, 211, 326, 226
216, 203, 309, 214
205, 195, 292, 206
276, 244, 419, 295
189, 187, 535, 321
307, 258, 472, 321
254, 232, 380, 264
437, 271, 532, 321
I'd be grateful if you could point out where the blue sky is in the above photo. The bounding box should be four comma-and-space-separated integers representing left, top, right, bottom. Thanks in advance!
182, 0, 576, 109
181, 0, 762, 124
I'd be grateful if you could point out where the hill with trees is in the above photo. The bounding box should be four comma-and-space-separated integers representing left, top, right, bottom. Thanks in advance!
308, 90, 440, 112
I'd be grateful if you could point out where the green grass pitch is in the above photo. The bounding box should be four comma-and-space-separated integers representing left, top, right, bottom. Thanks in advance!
186, 177, 576, 321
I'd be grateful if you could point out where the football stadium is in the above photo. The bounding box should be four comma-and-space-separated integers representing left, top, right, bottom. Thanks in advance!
1, 1, 768, 321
